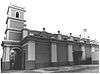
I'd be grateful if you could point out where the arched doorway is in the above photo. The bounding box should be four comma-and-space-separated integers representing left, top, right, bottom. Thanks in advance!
10, 47, 22, 70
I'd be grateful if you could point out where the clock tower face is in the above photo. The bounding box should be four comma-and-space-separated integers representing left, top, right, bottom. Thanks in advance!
5, 5, 26, 41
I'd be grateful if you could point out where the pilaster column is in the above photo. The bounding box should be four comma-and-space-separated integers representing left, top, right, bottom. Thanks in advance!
28, 41, 35, 60
68, 44, 73, 61
25, 41, 36, 69
5, 47, 10, 62
2, 46, 10, 70
2, 48, 6, 62
81, 46, 86, 60
22, 29, 28, 38
51, 43, 57, 62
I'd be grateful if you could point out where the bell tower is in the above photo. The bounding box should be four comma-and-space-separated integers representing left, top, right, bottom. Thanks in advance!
5, 5, 26, 41
1, 5, 26, 70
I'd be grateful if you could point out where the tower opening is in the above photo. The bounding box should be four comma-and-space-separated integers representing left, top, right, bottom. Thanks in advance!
16, 12, 19, 18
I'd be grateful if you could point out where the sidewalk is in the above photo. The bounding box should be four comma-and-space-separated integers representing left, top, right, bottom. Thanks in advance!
2, 65, 99, 73
33, 65, 98, 73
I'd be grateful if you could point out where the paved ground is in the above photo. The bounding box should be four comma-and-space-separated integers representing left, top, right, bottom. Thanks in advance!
54, 65, 99, 73
1, 65, 99, 73
72, 66, 99, 73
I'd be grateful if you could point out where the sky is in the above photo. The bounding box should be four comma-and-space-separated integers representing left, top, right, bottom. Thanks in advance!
0, 0, 100, 58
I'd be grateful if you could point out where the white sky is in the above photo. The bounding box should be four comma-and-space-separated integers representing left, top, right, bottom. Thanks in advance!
0, 0, 100, 58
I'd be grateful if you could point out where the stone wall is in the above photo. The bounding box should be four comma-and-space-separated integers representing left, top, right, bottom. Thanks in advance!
10, 19, 24, 30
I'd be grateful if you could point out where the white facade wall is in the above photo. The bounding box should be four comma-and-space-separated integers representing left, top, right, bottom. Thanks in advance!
58, 35, 62, 40
23, 30, 28, 38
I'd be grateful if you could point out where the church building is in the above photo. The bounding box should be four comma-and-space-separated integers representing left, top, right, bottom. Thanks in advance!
1, 5, 99, 70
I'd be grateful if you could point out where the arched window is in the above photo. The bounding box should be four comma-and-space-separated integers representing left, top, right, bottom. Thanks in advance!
16, 12, 19, 18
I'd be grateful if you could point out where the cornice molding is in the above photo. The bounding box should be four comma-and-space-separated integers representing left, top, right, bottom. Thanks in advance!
6, 16, 26, 24
7, 5, 26, 15
5, 28, 22, 34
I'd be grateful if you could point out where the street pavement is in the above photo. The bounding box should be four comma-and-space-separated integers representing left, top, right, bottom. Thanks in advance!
2, 65, 99, 73
54, 65, 99, 73
71, 66, 99, 73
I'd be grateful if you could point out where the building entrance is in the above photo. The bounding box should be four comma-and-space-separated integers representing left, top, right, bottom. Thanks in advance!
10, 48, 22, 70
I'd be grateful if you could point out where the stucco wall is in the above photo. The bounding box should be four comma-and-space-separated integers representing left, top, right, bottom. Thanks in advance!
35, 42, 50, 63
91, 47, 99, 61
9, 30, 22, 41
8, 7, 24, 19
23, 30, 28, 38
57, 42, 68, 62
35, 40, 51, 68
85, 45, 91, 58
10, 19, 24, 30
